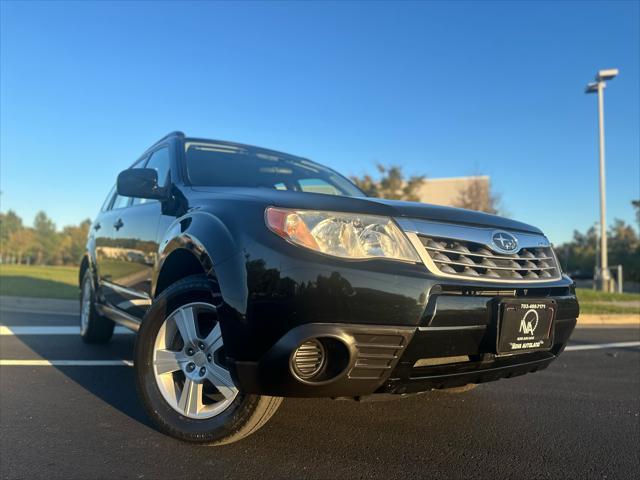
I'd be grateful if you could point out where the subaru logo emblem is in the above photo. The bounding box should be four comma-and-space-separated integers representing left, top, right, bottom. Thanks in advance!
491, 231, 519, 253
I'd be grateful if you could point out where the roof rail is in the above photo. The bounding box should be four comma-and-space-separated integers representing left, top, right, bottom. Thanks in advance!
156, 131, 185, 143
137, 131, 186, 158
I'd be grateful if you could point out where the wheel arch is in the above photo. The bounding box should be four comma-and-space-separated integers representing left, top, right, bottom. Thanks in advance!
154, 212, 249, 314
79, 254, 91, 287
154, 248, 208, 297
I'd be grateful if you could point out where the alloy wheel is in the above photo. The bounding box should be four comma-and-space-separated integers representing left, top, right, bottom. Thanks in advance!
80, 276, 92, 335
152, 302, 238, 419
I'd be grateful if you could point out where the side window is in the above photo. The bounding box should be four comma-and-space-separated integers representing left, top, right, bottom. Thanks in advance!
147, 147, 171, 187
112, 194, 131, 210
101, 186, 116, 212
132, 147, 170, 206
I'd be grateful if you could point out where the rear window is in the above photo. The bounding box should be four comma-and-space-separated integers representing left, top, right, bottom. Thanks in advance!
184, 142, 362, 197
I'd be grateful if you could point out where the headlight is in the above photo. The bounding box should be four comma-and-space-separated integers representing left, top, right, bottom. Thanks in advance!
265, 207, 420, 262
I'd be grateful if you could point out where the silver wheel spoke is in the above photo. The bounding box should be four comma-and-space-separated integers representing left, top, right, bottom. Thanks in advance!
154, 349, 185, 375
204, 323, 223, 351
177, 378, 202, 416
174, 306, 199, 345
80, 279, 91, 333
152, 302, 238, 419
206, 363, 237, 399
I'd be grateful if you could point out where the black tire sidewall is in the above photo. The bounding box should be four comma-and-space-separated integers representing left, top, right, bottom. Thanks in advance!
134, 275, 262, 443
80, 270, 114, 343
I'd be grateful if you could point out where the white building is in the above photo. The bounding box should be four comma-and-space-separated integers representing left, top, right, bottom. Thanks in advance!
416, 175, 490, 207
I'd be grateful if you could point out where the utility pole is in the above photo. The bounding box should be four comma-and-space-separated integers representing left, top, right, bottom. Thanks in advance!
585, 68, 619, 292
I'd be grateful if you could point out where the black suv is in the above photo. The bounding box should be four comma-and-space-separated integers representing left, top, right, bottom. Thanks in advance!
80, 131, 578, 444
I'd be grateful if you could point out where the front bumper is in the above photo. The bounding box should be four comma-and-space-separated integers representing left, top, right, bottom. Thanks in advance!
229, 285, 579, 398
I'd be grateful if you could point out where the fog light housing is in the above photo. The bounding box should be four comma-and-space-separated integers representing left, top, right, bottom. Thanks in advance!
291, 339, 326, 380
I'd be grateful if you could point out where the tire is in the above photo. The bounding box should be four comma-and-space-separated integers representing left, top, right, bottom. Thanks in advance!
79, 270, 115, 344
134, 274, 282, 445
436, 384, 478, 394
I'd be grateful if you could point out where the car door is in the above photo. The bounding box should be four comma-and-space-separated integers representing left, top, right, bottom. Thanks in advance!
107, 146, 171, 318
97, 189, 136, 310
93, 184, 116, 281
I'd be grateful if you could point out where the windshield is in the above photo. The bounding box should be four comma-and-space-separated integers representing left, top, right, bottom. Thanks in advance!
184, 141, 363, 197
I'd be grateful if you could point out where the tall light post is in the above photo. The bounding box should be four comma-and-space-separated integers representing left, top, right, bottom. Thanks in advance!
585, 68, 619, 292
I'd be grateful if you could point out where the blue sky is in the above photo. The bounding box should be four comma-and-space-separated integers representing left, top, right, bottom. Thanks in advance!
1, 0, 638, 244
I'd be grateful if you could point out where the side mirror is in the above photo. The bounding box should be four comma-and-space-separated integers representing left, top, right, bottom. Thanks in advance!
117, 168, 167, 200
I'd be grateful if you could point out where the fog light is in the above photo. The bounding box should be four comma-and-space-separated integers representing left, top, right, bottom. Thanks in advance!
292, 339, 326, 380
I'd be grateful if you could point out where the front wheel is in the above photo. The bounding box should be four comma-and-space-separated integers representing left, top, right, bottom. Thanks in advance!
134, 275, 282, 444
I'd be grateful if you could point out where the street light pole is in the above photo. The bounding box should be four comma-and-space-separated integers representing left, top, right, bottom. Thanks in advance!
596, 81, 610, 291
586, 68, 619, 292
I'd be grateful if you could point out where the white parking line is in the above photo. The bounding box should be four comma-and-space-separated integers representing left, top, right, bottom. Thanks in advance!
0, 359, 133, 366
0, 326, 133, 335
564, 341, 640, 351
0, 308, 78, 316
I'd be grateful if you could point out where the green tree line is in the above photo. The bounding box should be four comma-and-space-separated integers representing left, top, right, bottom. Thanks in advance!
556, 217, 640, 282
0, 210, 90, 266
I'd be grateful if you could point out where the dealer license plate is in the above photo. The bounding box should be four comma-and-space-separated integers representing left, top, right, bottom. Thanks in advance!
497, 300, 555, 354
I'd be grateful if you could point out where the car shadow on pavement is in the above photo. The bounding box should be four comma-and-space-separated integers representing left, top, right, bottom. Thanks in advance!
56, 364, 153, 427
12, 333, 153, 427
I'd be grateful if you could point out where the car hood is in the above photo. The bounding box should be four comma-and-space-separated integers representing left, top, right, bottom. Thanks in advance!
189, 186, 543, 234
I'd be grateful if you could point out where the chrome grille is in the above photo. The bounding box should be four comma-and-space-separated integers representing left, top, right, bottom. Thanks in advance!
418, 235, 561, 282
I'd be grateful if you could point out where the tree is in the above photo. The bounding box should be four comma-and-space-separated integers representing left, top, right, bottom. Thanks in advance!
350, 164, 425, 201
557, 226, 598, 275
0, 209, 92, 266
33, 211, 59, 264
0, 210, 23, 259
59, 219, 91, 264
557, 219, 640, 282
453, 177, 502, 215
633, 200, 640, 228
5, 228, 37, 264
609, 219, 640, 282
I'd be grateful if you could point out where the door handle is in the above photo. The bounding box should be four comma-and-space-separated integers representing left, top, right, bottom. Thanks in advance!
114, 218, 124, 231
93, 222, 101, 231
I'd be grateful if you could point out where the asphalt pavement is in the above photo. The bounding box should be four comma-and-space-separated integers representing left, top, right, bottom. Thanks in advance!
0, 305, 638, 480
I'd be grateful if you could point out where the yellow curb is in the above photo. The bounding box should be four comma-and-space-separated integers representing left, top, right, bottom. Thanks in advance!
577, 314, 640, 325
